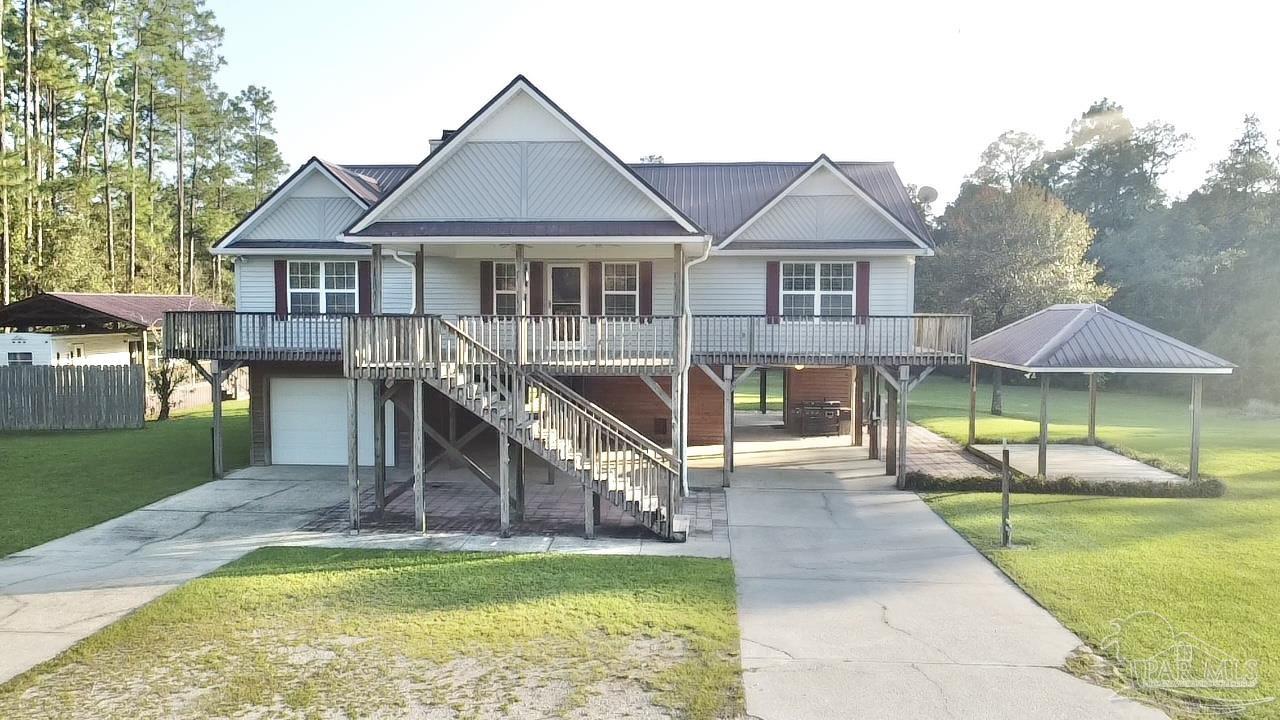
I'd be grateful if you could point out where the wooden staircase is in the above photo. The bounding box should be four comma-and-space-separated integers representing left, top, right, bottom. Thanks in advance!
386, 317, 686, 541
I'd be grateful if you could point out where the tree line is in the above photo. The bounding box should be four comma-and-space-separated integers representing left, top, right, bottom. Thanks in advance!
0, 0, 285, 306
919, 100, 1280, 405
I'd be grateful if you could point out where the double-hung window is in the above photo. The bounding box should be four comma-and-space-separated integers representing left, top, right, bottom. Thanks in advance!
493, 262, 518, 315
603, 262, 639, 316
6, 352, 32, 366
288, 260, 358, 315
781, 262, 856, 317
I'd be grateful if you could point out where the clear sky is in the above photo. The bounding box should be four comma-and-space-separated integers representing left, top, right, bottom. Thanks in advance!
207, 0, 1277, 212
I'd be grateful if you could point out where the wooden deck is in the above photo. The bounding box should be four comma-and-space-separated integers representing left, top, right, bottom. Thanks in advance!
971, 443, 1186, 484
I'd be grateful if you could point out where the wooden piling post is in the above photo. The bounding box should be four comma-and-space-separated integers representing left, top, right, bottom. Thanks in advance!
1038, 373, 1049, 480
868, 371, 880, 460
885, 379, 898, 477
347, 378, 360, 532
722, 364, 734, 487
413, 379, 426, 533
967, 363, 977, 447
759, 368, 768, 414
1190, 375, 1202, 483
373, 388, 386, 510
498, 431, 511, 538
853, 366, 864, 447
1087, 373, 1098, 445
585, 428, 596, 539
211, 359, 224, 478
1001, 440, 1012, 547
896, 365, 909, 490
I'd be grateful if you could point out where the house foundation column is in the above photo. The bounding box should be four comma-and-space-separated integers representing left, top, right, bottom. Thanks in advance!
1087, 373, 1098, 445
967, 363, 978, 447
211, 359, 224, 477
373, 384, 386, 510
853, 366, 864, 446
413, 378, 426, 533
884, 372, 898, 477
896, 365, 909, 490
498, 431, 511, 538
347, 378, 360, 532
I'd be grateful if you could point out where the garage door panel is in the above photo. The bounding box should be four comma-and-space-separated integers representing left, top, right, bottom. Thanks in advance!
269, 378, 394, 466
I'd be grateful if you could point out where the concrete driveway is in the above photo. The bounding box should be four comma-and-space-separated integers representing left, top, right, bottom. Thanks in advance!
0, 474, 347, 684
726, 441, 1166, 720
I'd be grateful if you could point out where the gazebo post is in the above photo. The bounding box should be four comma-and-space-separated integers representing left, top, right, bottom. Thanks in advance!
1190, 375, 1202, 483
1037, 374, 1049, 479
1087, 373, 1098, 445
967, 363, 977, 446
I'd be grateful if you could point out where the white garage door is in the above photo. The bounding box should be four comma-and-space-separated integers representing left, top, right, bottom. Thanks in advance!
270, 378, 394, 466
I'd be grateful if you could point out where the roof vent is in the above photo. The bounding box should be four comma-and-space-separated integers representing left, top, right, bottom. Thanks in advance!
428, 129, 458, 153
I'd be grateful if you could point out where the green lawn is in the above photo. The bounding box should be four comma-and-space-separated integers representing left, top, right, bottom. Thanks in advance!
733, 367, 784, 412
0, 400, 248, 557
914, 376, 1280, 716
0, 547, 743, 720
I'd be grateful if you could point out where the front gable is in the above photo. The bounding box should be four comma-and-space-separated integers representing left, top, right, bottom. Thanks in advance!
350, 77, 699, 233
720, 158, 932, 252
214, 160, 369, 254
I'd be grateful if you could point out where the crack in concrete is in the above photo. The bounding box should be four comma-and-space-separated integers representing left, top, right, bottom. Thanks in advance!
911, 663, 958, 720
742, 638, 797, 660
123, 511, 216, 557
876, 601, 959, 664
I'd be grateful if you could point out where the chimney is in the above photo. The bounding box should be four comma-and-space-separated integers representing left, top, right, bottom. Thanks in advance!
428, 129, 458, 153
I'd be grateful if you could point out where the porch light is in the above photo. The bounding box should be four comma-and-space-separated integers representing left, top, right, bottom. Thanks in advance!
794, 364, 805, 371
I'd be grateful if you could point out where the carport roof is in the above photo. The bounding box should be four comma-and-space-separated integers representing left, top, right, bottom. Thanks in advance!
0, 292, 225, 330
970, 304, 1235, 374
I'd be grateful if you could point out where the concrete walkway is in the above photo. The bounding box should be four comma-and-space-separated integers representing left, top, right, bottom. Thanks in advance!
973, 443, 1186, 484
726, 443, 1166, 719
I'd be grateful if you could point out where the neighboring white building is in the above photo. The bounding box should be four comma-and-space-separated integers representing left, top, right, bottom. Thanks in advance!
0, 330, 136, 367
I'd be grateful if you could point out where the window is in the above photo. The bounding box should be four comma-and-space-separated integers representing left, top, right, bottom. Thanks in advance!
493, 262, 518, 315
781, 262, 856, 317
6, 352, 32, 365
603, 262, 639, 316
288, 260, 358, 315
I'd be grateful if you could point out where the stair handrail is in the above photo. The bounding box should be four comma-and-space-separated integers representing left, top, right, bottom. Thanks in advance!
530, 370, 678, 468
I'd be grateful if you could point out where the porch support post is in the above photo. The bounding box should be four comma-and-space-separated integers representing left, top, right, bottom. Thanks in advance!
584, 428, 597, 539
1190, 375, 1202, 483
1087, 373, 1098, 445
347, 378, 360, 532
413, 378, 426, 533
498, 430, 511, 537
672, 243, 686, 495
413, 245, 425, 313
896, 365, 909, 490
1038, 373, 1049, 480
722, 364, 733, 487
884, 370, 898, 477
868, 370, 880, 460
211, 359, 224, 477
853, 366, 864, 446
447, 400, 459, 468
371, 245, 383, 314
759, 369, 768, 414
373, 386, 386, 510
515, 243, 528, 364
968, 363, 978, 447
513, 443, 526, 520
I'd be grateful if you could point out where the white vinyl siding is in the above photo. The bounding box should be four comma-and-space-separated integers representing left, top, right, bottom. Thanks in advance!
381, 261, 415, 314
242, 197, 363, 241
234, 255, 415, 315
691, 255, 914, 316
869, 256, 914, 315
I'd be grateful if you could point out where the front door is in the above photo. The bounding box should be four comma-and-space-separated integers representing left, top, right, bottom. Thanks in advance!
549, 264, 584, 341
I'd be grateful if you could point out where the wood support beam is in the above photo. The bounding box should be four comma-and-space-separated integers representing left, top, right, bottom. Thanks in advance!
722, 364, 733, 486
584, 425, 597, 540
853, 366, 864, 447
498, 432, 511, 537
373, 387, 386, 510
413, 245, 425, 314
896, 365, 909, 490
1087, 373, 1098, 445
639, 374, 672, 409
868, 370, 880, 460
1038, 373, 1049, 480
371, 245, 383, 315
413, 379, 426, 533
760, 368, 768, 414
211, 359, 223, 477
968, 363, 978, 447
514, 443, 526, 520
885, 379, 898, 477
1190, 375, 1202, 483
347, 378, 360, 532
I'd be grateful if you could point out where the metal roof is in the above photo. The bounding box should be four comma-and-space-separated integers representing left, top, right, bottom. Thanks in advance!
630, 161, 934, 246
351, 220, 693, 238
970, 304, 1235, 374
723, 239, 923, 252
225, 240, 370, 251
0, 293, 226, 330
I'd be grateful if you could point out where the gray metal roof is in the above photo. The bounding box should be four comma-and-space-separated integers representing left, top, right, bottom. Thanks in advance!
352, 220, 693, 238
723, 239, 922, 252
224, 240, 369, 251
0, 292, 225, 329
630, 161, 934, 246
970, 304, 1235, 374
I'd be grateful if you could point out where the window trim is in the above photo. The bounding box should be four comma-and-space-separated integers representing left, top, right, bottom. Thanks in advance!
601, 261, 640, 317
493, 261, 518, 316
780, 261, 857, 318
6, 352, 33, 366
287, 260, 359, 315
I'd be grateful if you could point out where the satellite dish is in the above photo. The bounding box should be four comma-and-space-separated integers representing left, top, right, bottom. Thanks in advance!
917, 186, 939, 204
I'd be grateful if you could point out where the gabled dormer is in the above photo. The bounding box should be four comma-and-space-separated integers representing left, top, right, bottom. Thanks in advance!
345, 76, 704, 242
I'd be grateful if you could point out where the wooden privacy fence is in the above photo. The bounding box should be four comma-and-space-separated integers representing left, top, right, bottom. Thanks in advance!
0, 365, 146, 431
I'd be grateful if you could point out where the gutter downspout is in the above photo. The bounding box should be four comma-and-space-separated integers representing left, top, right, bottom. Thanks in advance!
677, 236, 714, 494
388, 251, 418, 313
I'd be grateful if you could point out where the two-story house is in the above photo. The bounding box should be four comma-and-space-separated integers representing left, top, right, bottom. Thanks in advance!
165, 76, 969, 542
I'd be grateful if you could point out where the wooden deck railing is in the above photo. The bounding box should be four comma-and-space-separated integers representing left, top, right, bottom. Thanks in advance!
691, 314, 971, 366
164, 311, 344, 362
171, 311, 971, 369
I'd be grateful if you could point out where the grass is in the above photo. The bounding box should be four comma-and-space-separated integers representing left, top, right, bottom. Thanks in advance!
913, 375, 1280, 717
0, 400, 248, 557
733, 368, 784, 412
0, 547, 744, 720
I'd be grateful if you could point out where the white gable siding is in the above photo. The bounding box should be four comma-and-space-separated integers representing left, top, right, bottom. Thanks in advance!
382, 141, 667, 222
689, 255, 914, 316
738, 195, 904, 242
242, 197, 363, 240
468, 90, 579, 142
293, 171, 351, 198
234, 255, 415, 313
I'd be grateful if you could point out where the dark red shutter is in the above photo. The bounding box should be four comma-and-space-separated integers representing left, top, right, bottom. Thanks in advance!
765, 261, 780, 324
587, 262, 603, 316
529, 261, 544, 314
638, 261, 653, 316
273, 260, 288, 318
480, 260, 494, 315
357, 261, 372, 315
855, 261, 870, 323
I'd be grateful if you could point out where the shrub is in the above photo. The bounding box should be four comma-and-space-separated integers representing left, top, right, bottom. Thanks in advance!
904, 470, 1226, 499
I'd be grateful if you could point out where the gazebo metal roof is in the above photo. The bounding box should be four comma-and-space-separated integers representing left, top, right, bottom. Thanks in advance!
970, 304, 1235, 375
0, 292, 225, 331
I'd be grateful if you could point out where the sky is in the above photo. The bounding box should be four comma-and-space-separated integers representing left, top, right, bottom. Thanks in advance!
207, 0, 1278, 213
